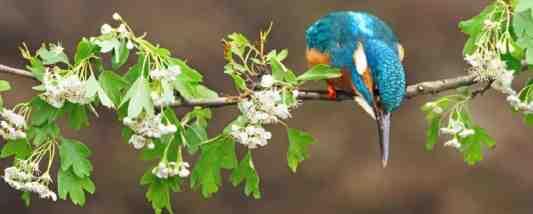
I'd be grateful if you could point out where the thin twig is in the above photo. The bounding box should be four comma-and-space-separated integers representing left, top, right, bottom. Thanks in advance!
0, 63, 482, 108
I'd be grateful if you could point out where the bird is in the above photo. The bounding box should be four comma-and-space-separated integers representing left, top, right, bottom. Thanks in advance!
305, 11, 406, 167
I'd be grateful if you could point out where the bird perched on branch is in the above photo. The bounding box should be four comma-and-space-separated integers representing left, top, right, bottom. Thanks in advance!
305, 11, 406, 167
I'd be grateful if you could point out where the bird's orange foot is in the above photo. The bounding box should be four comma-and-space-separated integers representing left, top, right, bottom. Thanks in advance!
327, 83, 337, 100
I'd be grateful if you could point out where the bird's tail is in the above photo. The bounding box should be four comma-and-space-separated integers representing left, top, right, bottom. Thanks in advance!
376, 111, 391, 168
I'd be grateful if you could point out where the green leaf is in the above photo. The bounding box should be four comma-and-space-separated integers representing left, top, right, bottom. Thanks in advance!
59, 139, 93, 178
99, 70, 129, 107
230, 151, 261, 199
36, 44, 69, 65
287, 128, 317, 172
141, 171, 182, 214
74, 38, 98, 65
121, 77, 154, 118
112, 40, 130, 69
459, 127, 495, 165
57, 168, 95, 206
21, 191, 31, 207
459, 3, 497, 55
174, 78, 218, 100
524, 113, 533, 126
27, 123, 60, 146
425, 115, 441, 151
30, 97, 62, 126
94, 38, 120, 54
0, 139, 32, 159
0, 80, 11, 92
516, 0, 533, 14
190, 135, 237, 198
169, 58, 203, 83
296, 64, 342, 82
64, 103, 89, 130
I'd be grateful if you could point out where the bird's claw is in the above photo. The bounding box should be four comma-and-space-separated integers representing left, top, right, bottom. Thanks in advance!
327, 83, 337, 100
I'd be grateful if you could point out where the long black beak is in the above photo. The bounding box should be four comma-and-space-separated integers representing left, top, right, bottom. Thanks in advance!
376, 111, 391, 168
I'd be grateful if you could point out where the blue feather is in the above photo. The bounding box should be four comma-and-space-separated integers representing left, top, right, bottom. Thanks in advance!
305, 11, 405, 113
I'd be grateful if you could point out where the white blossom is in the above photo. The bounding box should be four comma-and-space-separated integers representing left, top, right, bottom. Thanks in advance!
112, 12, 122, 21
230, 124, 271, 149
177, 162, 190, 178
149, 65, 181, 82
152, 162, 171, 179
444, 138, 461, 149
128, 134, 151, 150
41, 72, 93, 108
0, 109, 26, 128
440, 119, 465, 136
126, 40, 135, 50
0, 108, 27, 140
123, 113, 177, 138
3, 165, 57, 201
117, 24, 128, 36
100, 23, 113, 35
260, 75, 274, 88
458, 128, 475, 138
152, 161, 190, 179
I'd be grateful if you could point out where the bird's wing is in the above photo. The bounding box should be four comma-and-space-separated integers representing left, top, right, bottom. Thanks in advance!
351, 41, 378, 119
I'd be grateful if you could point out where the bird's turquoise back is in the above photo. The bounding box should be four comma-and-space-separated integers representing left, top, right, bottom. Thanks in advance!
305, 11, 405, 112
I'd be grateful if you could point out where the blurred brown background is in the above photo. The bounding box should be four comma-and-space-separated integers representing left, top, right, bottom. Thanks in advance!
1, 0, 532, 213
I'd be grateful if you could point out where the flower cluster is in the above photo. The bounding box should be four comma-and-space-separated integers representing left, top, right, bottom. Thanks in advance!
149, 65, 181, 82
231, 75, 300, 149
149, 65, 182, 106
465, 52, 515, 94
41, 71, 92, 108
99, 13, 135, 50
230, 124, 272, 149
152, 161, 190, 179
440, 119, 475, 149
123, 113, 177, 150
3, 161, 57, 201
0, 108, 27, 140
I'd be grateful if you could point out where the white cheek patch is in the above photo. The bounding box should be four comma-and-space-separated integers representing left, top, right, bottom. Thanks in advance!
353, 42, 368, 75
397, 43, 405, 62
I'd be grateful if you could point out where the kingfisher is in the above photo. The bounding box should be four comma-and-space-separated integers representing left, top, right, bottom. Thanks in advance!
305, 11, 406, 167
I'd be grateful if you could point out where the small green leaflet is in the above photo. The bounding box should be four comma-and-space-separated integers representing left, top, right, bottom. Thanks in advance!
190, 135, 237, 198
74, 38, 99, 65
460, 127, 496, 165
121, 77, 154, 118
30, 97, 63, 126
269, 57, 297, 84
36, 43, 70, 65
94, 37, 121, 54
112, 40, 130, 69
287, 128, 317, 172
0, 80, 11, 92
27, 123, 60, 146
99, 70, 129, 107
57, 168, 95, 206
64, 103, 89, 130
230, 151, 261, 199
296, 64, 342, 82
515, 0, 533, 15
174, 78, 219, 100
59, 139, 93, 178
0, 139, 32, 159
140, 170, 182, 214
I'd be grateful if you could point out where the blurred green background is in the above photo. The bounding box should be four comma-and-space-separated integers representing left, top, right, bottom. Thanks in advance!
1, 0, 532, 213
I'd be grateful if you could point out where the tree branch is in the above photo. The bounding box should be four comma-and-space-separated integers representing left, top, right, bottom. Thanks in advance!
0, 63, 481, 108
